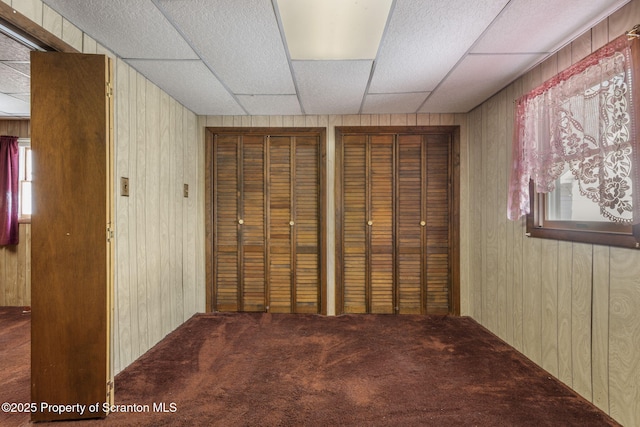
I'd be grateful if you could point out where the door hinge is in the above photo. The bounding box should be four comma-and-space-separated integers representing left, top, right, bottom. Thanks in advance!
107, 225, 114, 242
106, 82, 113, 98
106, 380, 114, 407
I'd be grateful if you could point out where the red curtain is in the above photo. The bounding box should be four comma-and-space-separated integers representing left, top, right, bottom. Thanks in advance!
0, 135, 19, 245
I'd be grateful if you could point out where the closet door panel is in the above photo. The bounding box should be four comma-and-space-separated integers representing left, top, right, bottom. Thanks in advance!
31, 52, 113, 422
425, 135, 451, 314
397, 135, 423, 314
268, 136, 293, 312
336, 127, 456, 315
294, 136, 320, 313
342, 135, 367, 313
241, 136, 266, 311
211, 129, 323, 314
214, 136, 240, 311
370, 136, 394, 314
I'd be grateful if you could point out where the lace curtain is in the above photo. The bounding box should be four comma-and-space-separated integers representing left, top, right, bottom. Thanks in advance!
507, 34, 640, 224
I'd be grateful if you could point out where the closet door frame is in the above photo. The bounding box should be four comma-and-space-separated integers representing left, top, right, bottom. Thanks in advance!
205, 127, 327, 314
335, 126, 460, 315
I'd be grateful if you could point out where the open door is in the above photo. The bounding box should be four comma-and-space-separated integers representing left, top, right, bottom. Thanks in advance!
30, 52, 114, 421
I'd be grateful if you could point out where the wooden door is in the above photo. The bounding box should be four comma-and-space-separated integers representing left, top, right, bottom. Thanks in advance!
336, 127, 458, 315
208, 128, 325, 314
341, 134, 395, 313
30, 52, 114, 421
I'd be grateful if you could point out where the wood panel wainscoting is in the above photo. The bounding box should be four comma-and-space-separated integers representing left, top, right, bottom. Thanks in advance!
335, 126, 460, 315
206, 128, 327, 314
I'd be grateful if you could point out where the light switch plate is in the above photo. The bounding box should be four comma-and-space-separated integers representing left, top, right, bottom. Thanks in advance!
121, 177, 129, 197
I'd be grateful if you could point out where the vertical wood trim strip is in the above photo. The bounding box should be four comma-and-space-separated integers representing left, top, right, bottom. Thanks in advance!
421, 135, 428, 314
393, 135, 399, 314
264, 136, 271, 312
290, 136, 297, 312
334, 129, 344, 314
365, 135, 372, 313
237, 136, 244, 312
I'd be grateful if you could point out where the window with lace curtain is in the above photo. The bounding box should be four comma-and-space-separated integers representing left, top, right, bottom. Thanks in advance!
508, 33, 640, 248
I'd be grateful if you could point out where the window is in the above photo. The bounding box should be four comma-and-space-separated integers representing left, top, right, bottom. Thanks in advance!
18, 144, 31, 221
509, 33, 640, 248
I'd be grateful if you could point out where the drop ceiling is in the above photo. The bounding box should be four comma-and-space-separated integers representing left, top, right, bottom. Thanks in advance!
0, 0, 632, 118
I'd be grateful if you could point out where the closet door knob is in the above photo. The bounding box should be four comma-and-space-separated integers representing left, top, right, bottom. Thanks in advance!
238, 219, 244, 225
367, 220, 373, 226
290, 220, 295, 226
420, 221, 426, 227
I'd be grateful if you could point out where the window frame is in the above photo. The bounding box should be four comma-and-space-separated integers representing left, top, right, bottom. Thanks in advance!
18, 144, 31, 223
526, 181, 640, 248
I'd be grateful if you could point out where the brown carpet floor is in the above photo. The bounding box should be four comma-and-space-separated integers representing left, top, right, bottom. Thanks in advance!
0, 309, 620, 426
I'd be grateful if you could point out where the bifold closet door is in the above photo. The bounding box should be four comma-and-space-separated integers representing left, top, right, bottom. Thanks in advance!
31, 52, 114, 421
212, 132, 321, 313
213, 135, 267, 312
338, 129, 452, 315
341, 135, 395, 313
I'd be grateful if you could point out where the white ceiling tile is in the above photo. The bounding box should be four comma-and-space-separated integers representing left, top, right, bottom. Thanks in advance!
293, 60, 372, 115
156, 0, 295, 94
369, 0, 509, 93
127, 59, 245, 115
0, 92, 29, 117
237, 95, 302, 115
362, 92, 428, 114
0, 34, 31, 61
420, 53, 545, 113
0, 63, 30, 93
472, 0, 631, 54
42, 0, 198, 59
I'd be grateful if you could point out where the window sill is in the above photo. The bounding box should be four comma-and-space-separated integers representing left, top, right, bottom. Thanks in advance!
526, 219, 640, 249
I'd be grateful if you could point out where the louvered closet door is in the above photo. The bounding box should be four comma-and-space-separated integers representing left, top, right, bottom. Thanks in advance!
241, 136, 267, 311
268, 136, 292, 312
213, 135, 267, 311
370, 136, 395, 313
341, 135, 395, 314
294, 136, 321, 313
423, 133, 451, 313
396, 135, 424, 314
213, 135, 242, 311
342, 135, 367, 313
338, 129, 452, 315
212, 131, 321, 313
268, 136, 321, 313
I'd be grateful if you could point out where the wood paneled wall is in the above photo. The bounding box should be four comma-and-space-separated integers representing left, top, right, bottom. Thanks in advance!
467, 2, 640, 425
0, 120, 30, 307
1, 0, 206, 375
202, 114, 470, 316
112, 57, 204, 375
